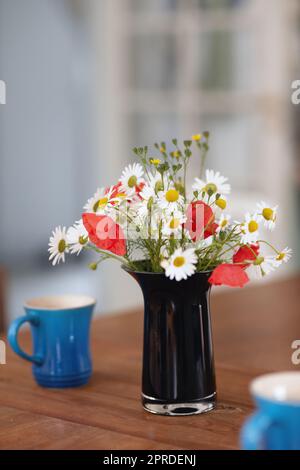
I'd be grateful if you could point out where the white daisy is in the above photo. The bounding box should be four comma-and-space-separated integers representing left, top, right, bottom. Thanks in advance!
257, 201, 278, 231
162, 211, 186, 238
140, 171, 170, 202
132, 199, 149, 219
161, 248, 197, 281
192, 169, 231, 201
119, 163, 144, 194
239, 213, 260, 244
139, 184, 157, 205
147, 171, 170, 192
48, 226, 69, 266
157, 187, 184, 214
249, 255, 281, 278
84, 187, 114, 214
67, 220, 89, 255
216, 214, 231, 234
276, 247, 292, 263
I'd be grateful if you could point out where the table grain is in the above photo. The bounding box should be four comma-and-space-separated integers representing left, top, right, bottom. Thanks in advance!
0, 276, 299, 450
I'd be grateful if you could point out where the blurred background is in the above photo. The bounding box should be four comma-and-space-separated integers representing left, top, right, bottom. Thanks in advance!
0, 0, 299, 325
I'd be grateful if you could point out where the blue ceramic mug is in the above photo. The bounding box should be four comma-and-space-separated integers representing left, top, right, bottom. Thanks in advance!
8, 295, 95, 388
241, 372, 300, 450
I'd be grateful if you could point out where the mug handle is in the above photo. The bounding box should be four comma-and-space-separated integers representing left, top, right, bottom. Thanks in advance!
8, 315, 44, 365
241, 412, 280, 450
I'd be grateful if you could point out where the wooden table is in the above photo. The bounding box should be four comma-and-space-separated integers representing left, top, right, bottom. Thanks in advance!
0, 276, 299, 450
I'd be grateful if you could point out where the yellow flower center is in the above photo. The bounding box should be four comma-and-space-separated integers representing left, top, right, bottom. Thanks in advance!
170, 218, 180, 229
216, 198, 226, 210
93, 197, 108, 212
173, 256, 185, 267
221, 219, 228, 228
276, 252, 285, 261
58, 239, 66, 253
248, 220, 258, 233
262, 208, 274, 221
254, 256, 264, 266
89, 262, 98, 271
192, 134, 202, 141
150, 158, 161, 166
98, 197, 108, 207
115, 192, 126, 199
128, 175, 137, 188
165, 189, 179, 203
79, 236, 88, 245
171, 150, 180, 159
205, 183, 217, 194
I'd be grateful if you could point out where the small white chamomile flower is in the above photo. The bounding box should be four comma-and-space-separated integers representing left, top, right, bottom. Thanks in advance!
139, 184, 157, 206
192, 169, 231, 201
119, 163, 144, 194
216, 214, 231, 233
239, 213, 260, 244
84, 187, 114, 214
257, 201, 278, 231
162, 211, 186, 238
147, 171, 170, 192
67, 220, 88, 255
276, 247, 292, 263
48, 226, 69, 266
161, 248, 197, 281
158, 187, 184, 213
249, 255, 281, 278
140, 172, 170, 203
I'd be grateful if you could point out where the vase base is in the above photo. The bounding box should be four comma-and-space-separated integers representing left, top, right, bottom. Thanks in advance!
142, 392, 216, 416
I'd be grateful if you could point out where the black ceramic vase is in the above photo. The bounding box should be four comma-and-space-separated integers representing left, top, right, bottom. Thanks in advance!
124, 268, 216, 416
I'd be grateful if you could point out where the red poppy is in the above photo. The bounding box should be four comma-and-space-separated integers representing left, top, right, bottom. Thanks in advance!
108, 182, 124, 199
82, 213, 126, 256
185, 201, 217, 241
134, 181, 145, 200
233, 244, 259, 269
208, 263, 249, 288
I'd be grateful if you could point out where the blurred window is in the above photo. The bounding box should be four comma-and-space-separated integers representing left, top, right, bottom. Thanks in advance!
121, 0, 259, 197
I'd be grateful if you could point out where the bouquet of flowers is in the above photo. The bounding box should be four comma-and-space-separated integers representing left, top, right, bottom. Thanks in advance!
49, 133, 292, 287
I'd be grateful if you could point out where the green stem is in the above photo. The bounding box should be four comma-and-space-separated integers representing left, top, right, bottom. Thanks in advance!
84, 244, 129, 266
257, 239, 280, 255
199, 144, 208, 179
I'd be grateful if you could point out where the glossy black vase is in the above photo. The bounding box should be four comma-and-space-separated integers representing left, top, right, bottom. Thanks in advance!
124, 268, 216, 416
